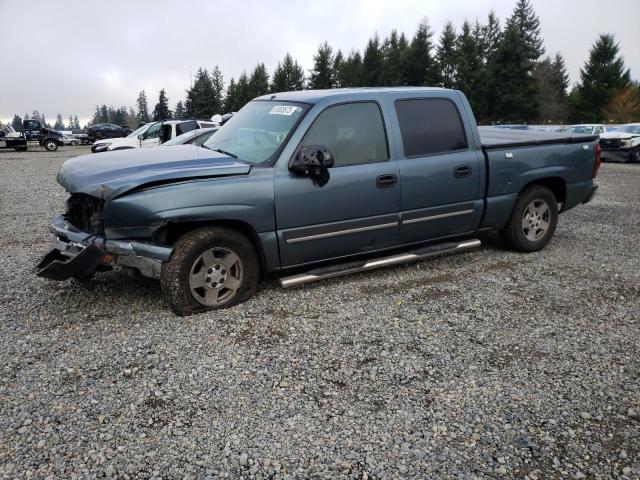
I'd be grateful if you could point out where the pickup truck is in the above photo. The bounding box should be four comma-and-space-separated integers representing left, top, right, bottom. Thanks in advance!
37, 87, 600, 315
599, 123, 640, 163
1, 119, 64, 151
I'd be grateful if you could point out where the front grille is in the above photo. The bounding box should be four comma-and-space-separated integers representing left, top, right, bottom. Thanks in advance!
599, 138, 621, 150
66, 193, 105, 235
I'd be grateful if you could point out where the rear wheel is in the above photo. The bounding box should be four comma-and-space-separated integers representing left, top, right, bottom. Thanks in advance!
500, 185, 558, 252
95, 131, 104, 140
632, 147, 640, 163
160, 227, 259, 315
43, 139, 58, 152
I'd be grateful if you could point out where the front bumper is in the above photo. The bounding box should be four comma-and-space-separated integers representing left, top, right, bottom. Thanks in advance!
91, 143, 110, 153
36, 214, 173, 281
600, 148, 633, 162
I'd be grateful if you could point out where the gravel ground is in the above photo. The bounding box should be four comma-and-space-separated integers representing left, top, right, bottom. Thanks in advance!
0, 146, 638, 479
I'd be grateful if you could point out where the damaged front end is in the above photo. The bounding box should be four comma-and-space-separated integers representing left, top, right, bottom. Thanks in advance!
36, 195, 172, 282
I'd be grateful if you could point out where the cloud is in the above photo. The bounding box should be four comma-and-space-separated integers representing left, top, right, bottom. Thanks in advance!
0, 0, 638, 124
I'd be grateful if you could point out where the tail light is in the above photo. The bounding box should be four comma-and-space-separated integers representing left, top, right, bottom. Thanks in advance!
593, 143, 602, 178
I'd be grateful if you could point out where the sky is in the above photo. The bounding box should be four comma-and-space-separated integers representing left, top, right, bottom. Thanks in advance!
1, 0, 638, 125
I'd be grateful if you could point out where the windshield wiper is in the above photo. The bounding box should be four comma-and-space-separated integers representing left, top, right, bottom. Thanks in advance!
212, 148, 237, 158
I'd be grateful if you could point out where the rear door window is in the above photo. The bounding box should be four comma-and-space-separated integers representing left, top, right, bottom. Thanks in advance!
177, 121, 198, 136
395, 98, 468, 157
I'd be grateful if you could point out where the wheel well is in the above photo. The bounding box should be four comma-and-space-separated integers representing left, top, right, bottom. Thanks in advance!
522, 177, 566, 205
156, 220, 267, 276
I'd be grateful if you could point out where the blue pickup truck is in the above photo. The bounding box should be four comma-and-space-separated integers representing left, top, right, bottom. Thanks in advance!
37, 88, 601, 315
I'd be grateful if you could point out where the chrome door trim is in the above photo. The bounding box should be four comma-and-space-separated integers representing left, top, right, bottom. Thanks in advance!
402, 209, 474, 225
286, 221, 398, 244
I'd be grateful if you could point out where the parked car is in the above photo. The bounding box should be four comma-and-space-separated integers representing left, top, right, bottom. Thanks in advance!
61, 135, 81, 146
565, 124, 606, 135
162, 127, 219, 147
37, 87, 600, 315
91, 119, 218, 153
87, 123, 132, 140
599, 123, 640, 163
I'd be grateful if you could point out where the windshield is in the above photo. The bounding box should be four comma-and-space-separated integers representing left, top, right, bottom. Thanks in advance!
567, 126, 594, 134
202, 101, 307, 164
126, 123, 154, 138
622, 125, 640, 134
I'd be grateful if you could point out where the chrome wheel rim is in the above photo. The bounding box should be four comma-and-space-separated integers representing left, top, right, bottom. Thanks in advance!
522, 199, 550, 241
189, 247, 243, 307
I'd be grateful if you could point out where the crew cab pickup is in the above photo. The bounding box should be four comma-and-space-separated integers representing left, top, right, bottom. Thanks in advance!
37, 88, 600, 315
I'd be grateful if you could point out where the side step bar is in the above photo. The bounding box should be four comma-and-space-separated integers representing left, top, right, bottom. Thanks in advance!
279, 238, 481, 288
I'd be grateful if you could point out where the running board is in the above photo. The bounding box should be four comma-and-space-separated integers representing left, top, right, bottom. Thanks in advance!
279, 238, 481, 288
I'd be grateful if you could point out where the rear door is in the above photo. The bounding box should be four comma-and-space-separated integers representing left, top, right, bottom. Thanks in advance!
390, 95, 483, 244
274, 101, 400, 267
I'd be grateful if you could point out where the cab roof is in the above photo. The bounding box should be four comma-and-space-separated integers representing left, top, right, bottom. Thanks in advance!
255, 87, 449, 104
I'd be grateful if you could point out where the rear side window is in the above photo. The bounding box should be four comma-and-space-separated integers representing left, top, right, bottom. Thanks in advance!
177, 121, 198, 136
301, 102, 389, 167
395, 98, 468, 157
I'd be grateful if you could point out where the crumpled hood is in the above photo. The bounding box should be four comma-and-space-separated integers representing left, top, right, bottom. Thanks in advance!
58, 145, 251, 200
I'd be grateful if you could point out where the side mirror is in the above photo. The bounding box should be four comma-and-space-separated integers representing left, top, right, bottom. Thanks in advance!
290, 145, 334, 187
137, 133, 144, 140
290, 145, 334, 173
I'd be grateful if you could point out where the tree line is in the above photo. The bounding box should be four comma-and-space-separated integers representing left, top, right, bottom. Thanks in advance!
8, 0, 639, 130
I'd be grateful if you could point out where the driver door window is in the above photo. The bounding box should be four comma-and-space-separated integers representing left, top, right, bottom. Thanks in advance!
301, 102, 389, 167
141, 122, 162, 147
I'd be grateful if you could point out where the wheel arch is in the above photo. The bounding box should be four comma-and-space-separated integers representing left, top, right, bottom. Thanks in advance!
155, 219, 270, 276
519, 176, 567, 205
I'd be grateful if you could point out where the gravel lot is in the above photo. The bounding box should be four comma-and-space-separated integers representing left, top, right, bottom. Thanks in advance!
0, 146, 638, 479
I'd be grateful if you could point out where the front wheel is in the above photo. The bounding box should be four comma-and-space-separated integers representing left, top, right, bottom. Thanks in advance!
500, 185, 558, 252
160, 227, 259, 315
43, 139, 58, 152
632, 147, 640, 163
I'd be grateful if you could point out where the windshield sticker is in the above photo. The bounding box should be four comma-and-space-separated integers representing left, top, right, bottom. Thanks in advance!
269, 105, 299, 116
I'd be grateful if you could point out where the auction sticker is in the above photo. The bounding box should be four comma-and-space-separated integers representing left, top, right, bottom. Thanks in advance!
269, 105, 299, 115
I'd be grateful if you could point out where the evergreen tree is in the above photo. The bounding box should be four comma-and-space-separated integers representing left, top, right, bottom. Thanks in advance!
113, 107, 126, 126
99, 105, 109, 123
271, 53, 306, 92
404, 19, 438, 87
152, 89, 172, 120
211, 66, 225, 114
185, 68, 215, 119
224, 78, 238, 112
232, 72, 252, 111
336, 51, 363, 87
380, 30, 406, 86
136, 90, 150, 123
68, 115, 74, 130
436, 22, 457, 89
73, 115, 80, 130
455, 21, 482, 112
11, 114, 22, 131
477, 11, 502, 122
534, 56, 569, 123
174, 101, 185, 120
492, 0, 544, 122
54, 113, 65, 130
309, 42, 334, 89
569, 34, 631, 123
332, 50, 344, 87
362, 34, 383, 86
248, 63, 270, 99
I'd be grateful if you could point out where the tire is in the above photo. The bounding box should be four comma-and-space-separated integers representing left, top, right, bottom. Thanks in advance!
632, 147, 640, 163
500, 185, 558, 253
95, 131, 104, 140
43, 139, 58, 152
160, 226, 259, 316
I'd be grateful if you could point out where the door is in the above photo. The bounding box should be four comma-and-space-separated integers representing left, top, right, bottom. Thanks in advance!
140, 122, 162, 147
275, 101, 400, 267
24, 120, 43, 141
393, 97, 483, 244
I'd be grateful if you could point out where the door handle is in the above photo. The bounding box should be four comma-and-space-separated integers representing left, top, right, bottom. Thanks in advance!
376, 174, 397, 188
454, 165, 472, 178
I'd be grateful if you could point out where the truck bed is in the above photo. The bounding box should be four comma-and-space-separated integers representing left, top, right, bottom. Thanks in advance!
478, 127, 599, 149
